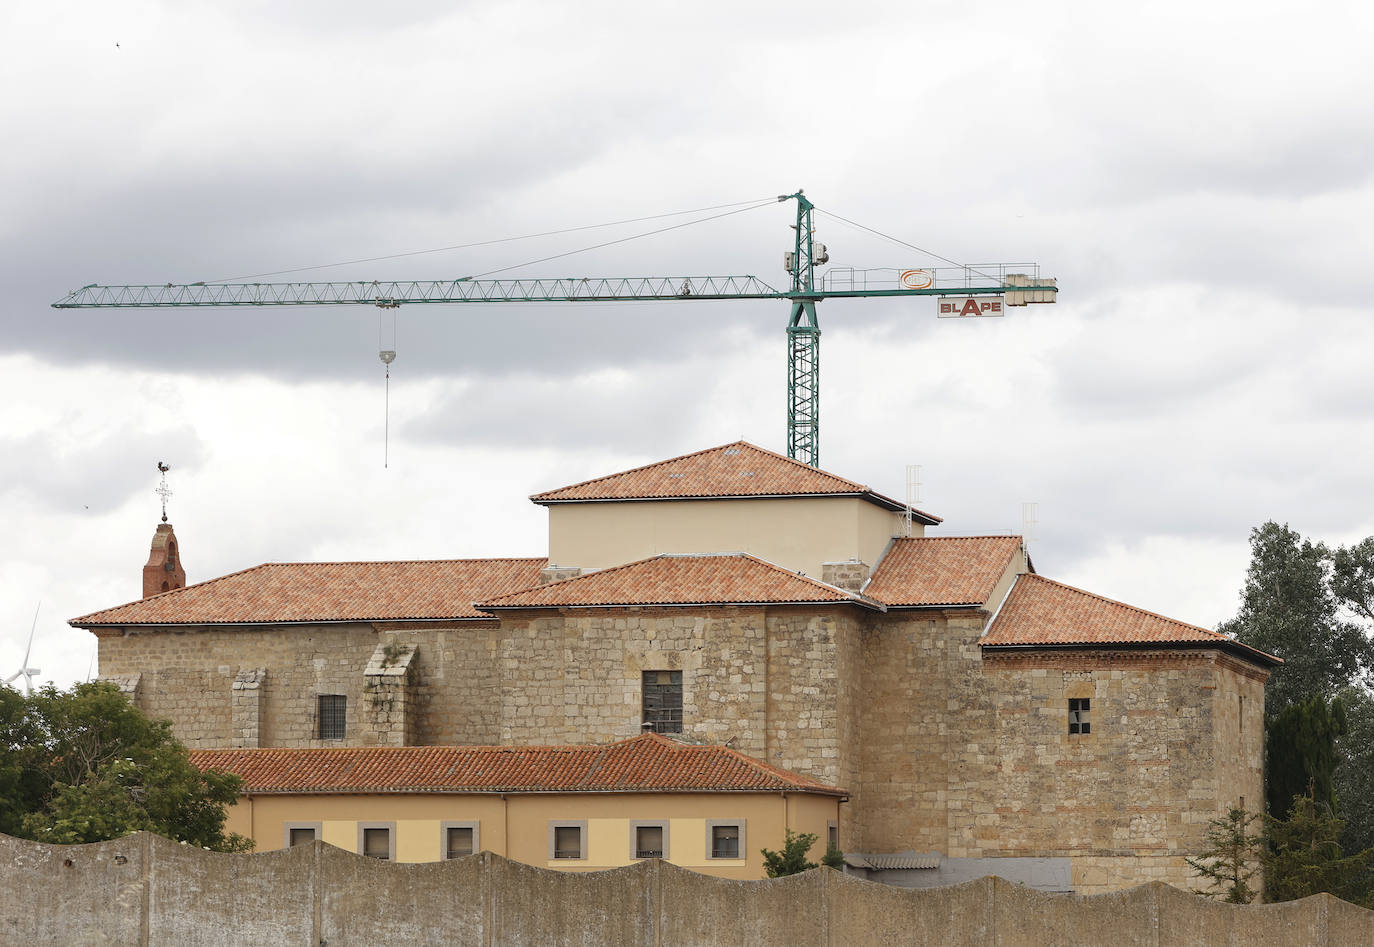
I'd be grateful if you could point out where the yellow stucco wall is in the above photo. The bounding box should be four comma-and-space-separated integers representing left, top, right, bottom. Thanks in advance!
228, 791, 842, 880
546, 497, 915, 579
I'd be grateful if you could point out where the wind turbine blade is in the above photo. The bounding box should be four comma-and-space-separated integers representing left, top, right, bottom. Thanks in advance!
20, 602, 39, 670
4, 671, 19, 685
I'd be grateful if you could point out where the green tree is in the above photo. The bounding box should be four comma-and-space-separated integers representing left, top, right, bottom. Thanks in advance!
821, 843, 845, 870
1331, 537, 1374, 625
1335, 687, 1374, 855
1265, 696, 1346, 820
1264, 794, 1373, 906
761, 829, 820, 877
0, 682, 250, 851
1186, 806, 1265, 903
1218, 523, 1373, 712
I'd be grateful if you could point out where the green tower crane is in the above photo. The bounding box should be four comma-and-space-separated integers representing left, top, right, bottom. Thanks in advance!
52, 191, 1056, 467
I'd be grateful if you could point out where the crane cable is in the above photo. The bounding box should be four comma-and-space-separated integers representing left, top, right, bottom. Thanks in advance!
465, 199, 778, 280
207, 197, 779, 284
379, 311, 397, 468
815, 208, 1012, 286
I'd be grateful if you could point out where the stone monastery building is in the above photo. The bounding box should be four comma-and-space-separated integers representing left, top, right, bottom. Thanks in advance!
71, 441, 1278, 892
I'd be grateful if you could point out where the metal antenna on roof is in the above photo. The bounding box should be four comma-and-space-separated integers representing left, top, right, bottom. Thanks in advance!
1021, 502, 1039, 544
379, 311, 398, 468
903, 465, 922, 538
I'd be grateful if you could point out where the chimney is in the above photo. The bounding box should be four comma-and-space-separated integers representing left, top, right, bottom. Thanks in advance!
822, 559, 870, 594
539, 565, 582, 585
143, 523, 186, 598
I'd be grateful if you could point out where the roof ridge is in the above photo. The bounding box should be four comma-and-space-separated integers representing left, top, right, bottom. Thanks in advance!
263, 557, 548, 567
477, 552, 877, 610
529, 440, 871, 500
1019, 574, 1225, 639
889, 535, 1023, 542
529, 441, 749, 500
479, 555, 656, 604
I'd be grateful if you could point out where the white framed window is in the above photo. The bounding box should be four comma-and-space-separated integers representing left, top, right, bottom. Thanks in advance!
706, 820, 745, 860
358, 822, 395, 860
441, 821, 479, 859
284, 822, 321, 848
548, 821, 586, 860
630, 821, 669, 859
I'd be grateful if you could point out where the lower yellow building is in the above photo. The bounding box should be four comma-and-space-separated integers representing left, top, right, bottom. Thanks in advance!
191, 732, 845, 879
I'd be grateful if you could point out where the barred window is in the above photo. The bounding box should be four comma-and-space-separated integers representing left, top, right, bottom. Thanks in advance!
551, 823, 584, 860
1069, 698, 1091, 735
642, 671, 683, 734
635, 824, 664, 859
709, 822, 741, 859
318, 695, 346, 740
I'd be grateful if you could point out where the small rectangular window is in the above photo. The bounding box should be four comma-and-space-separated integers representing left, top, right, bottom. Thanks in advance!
285, 824, 320, 848
362, 826, 392, 860
827, 822, 838, 850
636, 825, 664, 859
708, 822, 742, 859
642, 670, 683, 734
1069, 697, 1091, 735
446, 826, 474, 859
318, 694, 347, 740
554, 826, 582, 859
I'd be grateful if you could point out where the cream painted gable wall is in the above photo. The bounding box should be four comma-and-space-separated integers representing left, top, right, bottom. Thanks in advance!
546, 496, 917, 579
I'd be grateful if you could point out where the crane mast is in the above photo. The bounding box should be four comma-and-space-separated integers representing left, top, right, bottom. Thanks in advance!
52, 192, 1057, 467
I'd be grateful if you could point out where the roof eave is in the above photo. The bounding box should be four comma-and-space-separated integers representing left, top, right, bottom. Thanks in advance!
70, 615, 498, 630
979, 639, 1282, 668
532, 491, 941, 522
237, 786, 849, 797
476, 598, 886, 613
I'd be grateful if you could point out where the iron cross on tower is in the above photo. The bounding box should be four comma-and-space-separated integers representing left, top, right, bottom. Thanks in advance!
155, 461, 172, 523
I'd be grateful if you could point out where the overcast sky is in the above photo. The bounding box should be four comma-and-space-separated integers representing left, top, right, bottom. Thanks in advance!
3, 1, 1372, 689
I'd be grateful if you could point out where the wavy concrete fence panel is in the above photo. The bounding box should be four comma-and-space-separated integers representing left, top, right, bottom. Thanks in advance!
2, 832, 1372, 946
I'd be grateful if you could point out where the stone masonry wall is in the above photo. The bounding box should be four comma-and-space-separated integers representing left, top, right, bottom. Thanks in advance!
853, 611, 976, 855
849, 611, 1268, 895
969, 649, 1260, 894
5, 833, 1371, 947
99, 625, 376, 748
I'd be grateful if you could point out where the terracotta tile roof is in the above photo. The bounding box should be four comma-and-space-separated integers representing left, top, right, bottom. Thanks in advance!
530, 441, 940, 521
865, 536, 1024, 607
70, 558, 548, 626
478, 553, 882, 610
189, 733, 846, 796
982, 574, 1281, 665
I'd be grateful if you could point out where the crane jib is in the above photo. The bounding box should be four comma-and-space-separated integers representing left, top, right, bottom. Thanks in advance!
51, 283, 1051, 308
49, 192, 1057, 468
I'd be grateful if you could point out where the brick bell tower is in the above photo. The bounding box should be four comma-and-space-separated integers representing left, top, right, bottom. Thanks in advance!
143, 462, 186, 599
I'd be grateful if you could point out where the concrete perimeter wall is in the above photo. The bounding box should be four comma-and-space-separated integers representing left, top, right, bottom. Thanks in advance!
2, 832, 1371, 947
